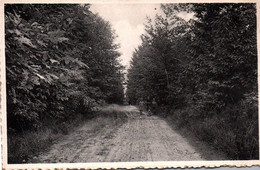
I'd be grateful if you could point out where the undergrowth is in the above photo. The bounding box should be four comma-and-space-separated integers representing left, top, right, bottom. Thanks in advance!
7, 113, 90, 163
161, 102, 258, 160
8, 106, 128, 164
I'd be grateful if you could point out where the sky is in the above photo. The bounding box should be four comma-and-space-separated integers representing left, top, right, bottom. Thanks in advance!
89, 4, 161, 68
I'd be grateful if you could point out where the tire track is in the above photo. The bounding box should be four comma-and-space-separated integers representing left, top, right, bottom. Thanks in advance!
33, 105, 226, 163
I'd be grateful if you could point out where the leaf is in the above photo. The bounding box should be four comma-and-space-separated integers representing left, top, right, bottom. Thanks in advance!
42, 53, 49, 61
30, 76, 40, 85
74, 58, 89, 68
35, 73, 45, 80
17, 36, 37, 48
8, 29, 22, 35
47, 30, 68, 44
37, 40, 47, 47
50, 59, 59, 64
48, 73, 59, 79
22, 69, 29, 80
45, 74, 53, 84
57, 37, 69, 43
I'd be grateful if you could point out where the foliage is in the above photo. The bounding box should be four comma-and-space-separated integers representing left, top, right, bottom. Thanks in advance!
5, 4, 125, 131
126, 3, 258, 159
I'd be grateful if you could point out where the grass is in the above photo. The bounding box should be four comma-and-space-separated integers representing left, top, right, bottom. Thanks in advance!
8, 106, 128, 164
7, 113, 88, 163
164, 114, 228, 160
162, 105, 259, 160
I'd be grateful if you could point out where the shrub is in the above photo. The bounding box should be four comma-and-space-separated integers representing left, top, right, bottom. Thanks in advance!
165, 95, 258, 160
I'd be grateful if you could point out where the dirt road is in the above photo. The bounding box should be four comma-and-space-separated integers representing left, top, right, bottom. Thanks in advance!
34, 105, 225, 163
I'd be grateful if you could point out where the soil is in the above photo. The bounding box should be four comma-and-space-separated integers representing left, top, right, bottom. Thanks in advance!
32, 105, 226, 163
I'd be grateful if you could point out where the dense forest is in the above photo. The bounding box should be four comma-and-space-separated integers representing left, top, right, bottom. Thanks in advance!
5, 4, 124, 162
126, 3, 258, 159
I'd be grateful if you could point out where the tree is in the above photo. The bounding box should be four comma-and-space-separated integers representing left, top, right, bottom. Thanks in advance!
5, 4, 125, 131
126, 3, 258, 159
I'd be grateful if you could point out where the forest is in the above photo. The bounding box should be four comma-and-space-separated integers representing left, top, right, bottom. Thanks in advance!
5, 3, 258, 163
5, 4, 124, 163
126, 3, 258, 160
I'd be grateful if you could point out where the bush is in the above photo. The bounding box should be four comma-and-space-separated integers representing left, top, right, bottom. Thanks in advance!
165, 96, 258, 160
8, 113, 89, 163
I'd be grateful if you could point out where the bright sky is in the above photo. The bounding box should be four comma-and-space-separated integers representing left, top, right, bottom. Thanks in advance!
90, 4, 161, 68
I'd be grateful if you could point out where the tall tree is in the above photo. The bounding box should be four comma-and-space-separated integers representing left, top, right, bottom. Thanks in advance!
5, 4, 125, 131
126, 3, 258, 159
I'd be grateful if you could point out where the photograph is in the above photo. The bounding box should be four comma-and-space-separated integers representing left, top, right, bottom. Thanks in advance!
1, 0, 259, 169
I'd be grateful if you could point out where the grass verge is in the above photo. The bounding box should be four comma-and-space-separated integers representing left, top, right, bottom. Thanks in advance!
7, 113, 90, 163
161, 105, 258, 160
8, 106, 128, 164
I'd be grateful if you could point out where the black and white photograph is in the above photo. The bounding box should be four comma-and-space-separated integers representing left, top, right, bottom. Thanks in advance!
1, 0, 259, 168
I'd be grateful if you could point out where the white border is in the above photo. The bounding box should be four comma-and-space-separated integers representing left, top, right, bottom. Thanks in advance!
1, 0, 260, 169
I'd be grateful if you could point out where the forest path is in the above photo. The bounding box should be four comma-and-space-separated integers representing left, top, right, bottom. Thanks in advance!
34, 105, 225, 163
